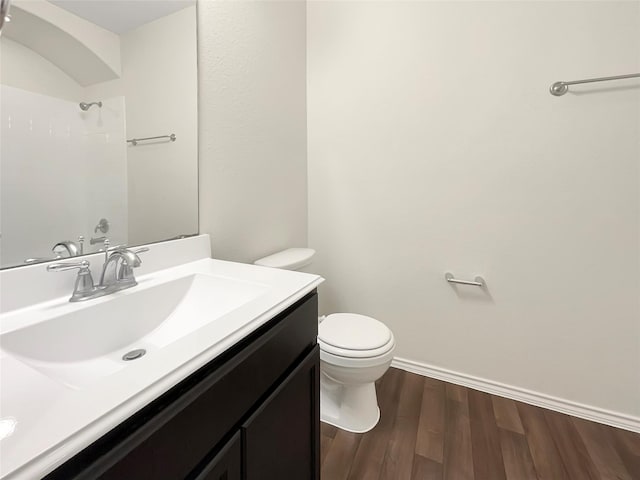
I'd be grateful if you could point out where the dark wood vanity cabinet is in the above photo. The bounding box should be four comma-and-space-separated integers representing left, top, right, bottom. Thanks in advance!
194, 432, 242, 480
243, 347, 319, 480
45, 292, 320, 480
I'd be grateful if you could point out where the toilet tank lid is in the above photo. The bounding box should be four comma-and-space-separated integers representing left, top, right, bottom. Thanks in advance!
254, 248, 315, 270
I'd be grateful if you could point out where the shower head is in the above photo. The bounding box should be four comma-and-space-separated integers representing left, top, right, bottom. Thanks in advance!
79, 101, 102, 111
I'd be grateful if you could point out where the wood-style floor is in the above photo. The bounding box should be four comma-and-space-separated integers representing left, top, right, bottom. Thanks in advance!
320, 368, 640, 480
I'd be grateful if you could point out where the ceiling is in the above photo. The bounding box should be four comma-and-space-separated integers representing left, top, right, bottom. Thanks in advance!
48, 0, 196, 34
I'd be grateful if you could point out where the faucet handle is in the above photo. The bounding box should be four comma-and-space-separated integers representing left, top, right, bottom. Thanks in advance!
116, 248, 148, 283
104, 243, 131, 253
47, 261, 96, 302
47, 260, 91, 272
25, 256, 61, 264
102, 239, 130, 262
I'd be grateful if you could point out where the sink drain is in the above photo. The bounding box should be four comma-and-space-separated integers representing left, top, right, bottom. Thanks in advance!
122, 349, 146, 361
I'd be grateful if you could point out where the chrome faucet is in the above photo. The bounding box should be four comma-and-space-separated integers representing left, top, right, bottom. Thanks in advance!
52, 240, 79, 257
99, 247, 147, 289
47, 246, 148, 302
25, 237, 85, 264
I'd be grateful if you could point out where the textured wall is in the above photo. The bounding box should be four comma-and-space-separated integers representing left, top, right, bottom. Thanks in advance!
198, 0, 308, 264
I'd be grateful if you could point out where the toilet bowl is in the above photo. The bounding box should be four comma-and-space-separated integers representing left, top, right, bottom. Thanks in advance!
318, 313, 395, 432
254, 248, 395, 433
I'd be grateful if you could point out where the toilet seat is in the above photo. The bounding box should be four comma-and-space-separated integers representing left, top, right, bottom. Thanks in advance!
318, 313, 395, 359
319, 337, 395, 369
318, 337, 395, 359
319, 313, 391, 351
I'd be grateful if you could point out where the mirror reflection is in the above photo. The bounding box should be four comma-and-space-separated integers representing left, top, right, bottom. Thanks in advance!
0, 0, 198, 269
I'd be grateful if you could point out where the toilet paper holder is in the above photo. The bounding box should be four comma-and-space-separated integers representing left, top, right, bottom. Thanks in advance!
445, 272, 485, 287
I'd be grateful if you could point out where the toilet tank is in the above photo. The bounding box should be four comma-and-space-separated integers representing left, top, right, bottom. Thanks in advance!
254, 248, 315, 271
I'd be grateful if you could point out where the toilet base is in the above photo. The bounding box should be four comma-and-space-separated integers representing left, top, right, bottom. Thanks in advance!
320, 374, 381, 433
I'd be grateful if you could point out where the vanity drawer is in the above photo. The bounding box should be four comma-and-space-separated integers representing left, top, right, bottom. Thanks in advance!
46, 292, 318, 480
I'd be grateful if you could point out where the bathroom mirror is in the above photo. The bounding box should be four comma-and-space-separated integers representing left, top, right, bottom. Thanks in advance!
0, 0, 198, 269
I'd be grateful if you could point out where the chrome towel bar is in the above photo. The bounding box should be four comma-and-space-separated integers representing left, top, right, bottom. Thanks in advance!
445, 272, 485, 287
127, 133, 176, 146
550, 73, 640, 96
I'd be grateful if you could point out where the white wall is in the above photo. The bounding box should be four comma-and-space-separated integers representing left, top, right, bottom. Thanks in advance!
120, 6, 199, 245
8, 0, 121, 85
198, 0, 308, 263
308, 1, 640, 420
0, 37, 82, 101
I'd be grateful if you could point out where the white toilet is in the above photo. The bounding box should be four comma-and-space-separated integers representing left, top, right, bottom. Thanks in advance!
254, 248, 395, 433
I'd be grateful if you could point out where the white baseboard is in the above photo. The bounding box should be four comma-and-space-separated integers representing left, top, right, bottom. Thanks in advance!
391, 357, 640, 434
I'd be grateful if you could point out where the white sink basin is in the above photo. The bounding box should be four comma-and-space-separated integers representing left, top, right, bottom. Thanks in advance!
1, 273, 268, 389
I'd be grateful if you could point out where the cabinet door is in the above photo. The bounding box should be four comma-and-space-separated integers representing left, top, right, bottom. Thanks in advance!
242, 346, 320, 480
193, 432, 241, 480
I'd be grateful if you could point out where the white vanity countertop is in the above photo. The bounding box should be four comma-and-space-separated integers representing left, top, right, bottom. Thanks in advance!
0, 254, 323, 479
